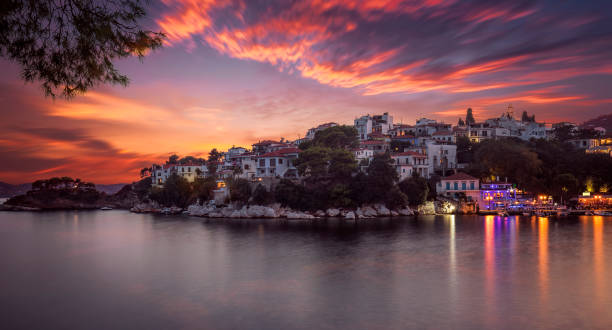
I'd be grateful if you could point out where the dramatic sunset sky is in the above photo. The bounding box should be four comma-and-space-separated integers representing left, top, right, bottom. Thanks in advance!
1, 0, 612, 184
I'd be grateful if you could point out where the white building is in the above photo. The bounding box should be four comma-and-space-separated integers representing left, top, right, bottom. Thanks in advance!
151, 163, 208, 188
391, 151, 429, 180
436, 172, 480, 201
354, 112, 393, 140
352, 147, 374, 163
256, 148, 301, 178
354, 115, 373, 140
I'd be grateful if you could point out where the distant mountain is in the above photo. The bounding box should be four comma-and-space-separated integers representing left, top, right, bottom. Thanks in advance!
96, 184, 129, 195
581, 113, 612, 134
0, 182, 127, 198
0, 182, 31, 198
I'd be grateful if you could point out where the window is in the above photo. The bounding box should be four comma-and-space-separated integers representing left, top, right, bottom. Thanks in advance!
182, 167, 184, 172
244, 164, 250, 170
454, 182, 458, 190
259, 159, 265, 167
188, 167, 191, 172
446, 182, 450, 190
278, 158, 283, 165
462, 182, 466, 190
270, 159, 276, 167
470, 181, 475, 190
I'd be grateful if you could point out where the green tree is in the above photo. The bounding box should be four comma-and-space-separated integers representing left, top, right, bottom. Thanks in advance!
553, 173, 578, 204
252, 184, 273, 205
458, 118, 465, 126
366, 153, 399, 202
0, 0, 164, 98
150, 173, 193, 207
311, 125, 359, 149
466, 108, 476, 125
192, 177, 216, 203
398, 174, 429, 206
228, 178, 251, 205
167, 154, 179, 164
295, 146, 331, 179
207, 148, 221, 177
274, 179, 307, 210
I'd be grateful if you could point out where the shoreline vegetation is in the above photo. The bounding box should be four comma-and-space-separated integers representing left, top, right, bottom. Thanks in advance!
2, 124, 611, 217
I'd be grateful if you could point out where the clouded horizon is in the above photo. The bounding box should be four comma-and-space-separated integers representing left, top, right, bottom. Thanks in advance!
1, 0, 611, 184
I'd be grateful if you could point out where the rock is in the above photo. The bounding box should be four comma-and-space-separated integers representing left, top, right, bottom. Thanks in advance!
240, 206, 249, 218
355, 208, 364, 218
326, 208, 340, 217
286, 211, 315, 219
345, 211, 355, 219
247, 205, 267, 218
417, 201, 436, 215
230, 210, 242, 218
391, 210, 399, 216
315, 210, 326, 217
374, 204, 391, 216
263, 207, 278, 218
362, 206, 377, 217
220, 207, 234, 217
397, 207, 414, 216
208, 211, 223, 218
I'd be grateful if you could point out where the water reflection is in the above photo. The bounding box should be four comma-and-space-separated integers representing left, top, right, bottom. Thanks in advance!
1, 211, 612, 329
538, 217, 549, 305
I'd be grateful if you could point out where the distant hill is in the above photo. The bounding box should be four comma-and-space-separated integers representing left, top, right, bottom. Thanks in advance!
0, 182, 127, 198
0, 182, 31, 198
96, 184, 129, 195
581, 113, 612, 134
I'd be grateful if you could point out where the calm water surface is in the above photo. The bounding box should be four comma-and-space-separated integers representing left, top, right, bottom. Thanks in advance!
1, 211, 611, 329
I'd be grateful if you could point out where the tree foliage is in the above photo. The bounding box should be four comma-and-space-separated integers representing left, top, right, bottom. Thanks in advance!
398, 174, 429, 206
149, 173, 193, 207
465, 108, 475, 125
0, 0, 164, 98
310, 125, 359, 149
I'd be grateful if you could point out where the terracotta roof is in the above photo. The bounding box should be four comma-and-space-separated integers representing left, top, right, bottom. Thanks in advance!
392, 135, 416, 139
257, 148, 301, 158
392, 151, 426, 157
432, 130, 452, 136
442, 172, 478, 181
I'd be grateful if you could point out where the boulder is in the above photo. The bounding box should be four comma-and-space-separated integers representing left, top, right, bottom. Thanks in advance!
345, 211, 356, 219
240, 206, 249, 218
374, 204, 391, 216
391, 210, 399, 217
397, 207, 414, 216
208, 211, 223, 218
247, 205, 267, 218
355, 208, 364, 218
326, 208, 340, 217
286, 211, 315, 219
417, 201, 436, 215
315, 210, 326, 217
362, 206, 378, 217
230, 210, 242, 218
221, 207, 234, 217
263, 207, 278, 218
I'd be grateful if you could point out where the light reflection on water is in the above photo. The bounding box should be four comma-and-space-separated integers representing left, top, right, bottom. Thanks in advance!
0, 211, 611, 329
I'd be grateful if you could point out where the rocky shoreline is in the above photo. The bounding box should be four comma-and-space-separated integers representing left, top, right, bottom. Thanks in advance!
128, 201, 447, 219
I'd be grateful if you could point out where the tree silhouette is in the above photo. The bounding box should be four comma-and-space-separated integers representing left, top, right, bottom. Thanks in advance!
465, 108, 475, 125
0, 0, 164, 98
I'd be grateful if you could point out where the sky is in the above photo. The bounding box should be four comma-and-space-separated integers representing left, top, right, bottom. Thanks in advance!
1, 0, 612, 184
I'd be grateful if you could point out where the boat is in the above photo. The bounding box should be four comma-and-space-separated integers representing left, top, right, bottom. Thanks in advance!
100, 206, 113, 210
593, 210, 612, 216
522, 211, 531, 216
498, 211, 509, 217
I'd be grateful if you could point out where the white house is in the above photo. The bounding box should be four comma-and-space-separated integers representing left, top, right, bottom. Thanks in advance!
391, 151, 429, 180
255, 148, 301, 178
352, 147, 374, 163
151, 162, 208, 188
436, 172, 480, 201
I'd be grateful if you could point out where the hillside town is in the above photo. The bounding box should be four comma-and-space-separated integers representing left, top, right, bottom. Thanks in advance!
148, 105, 612, 217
